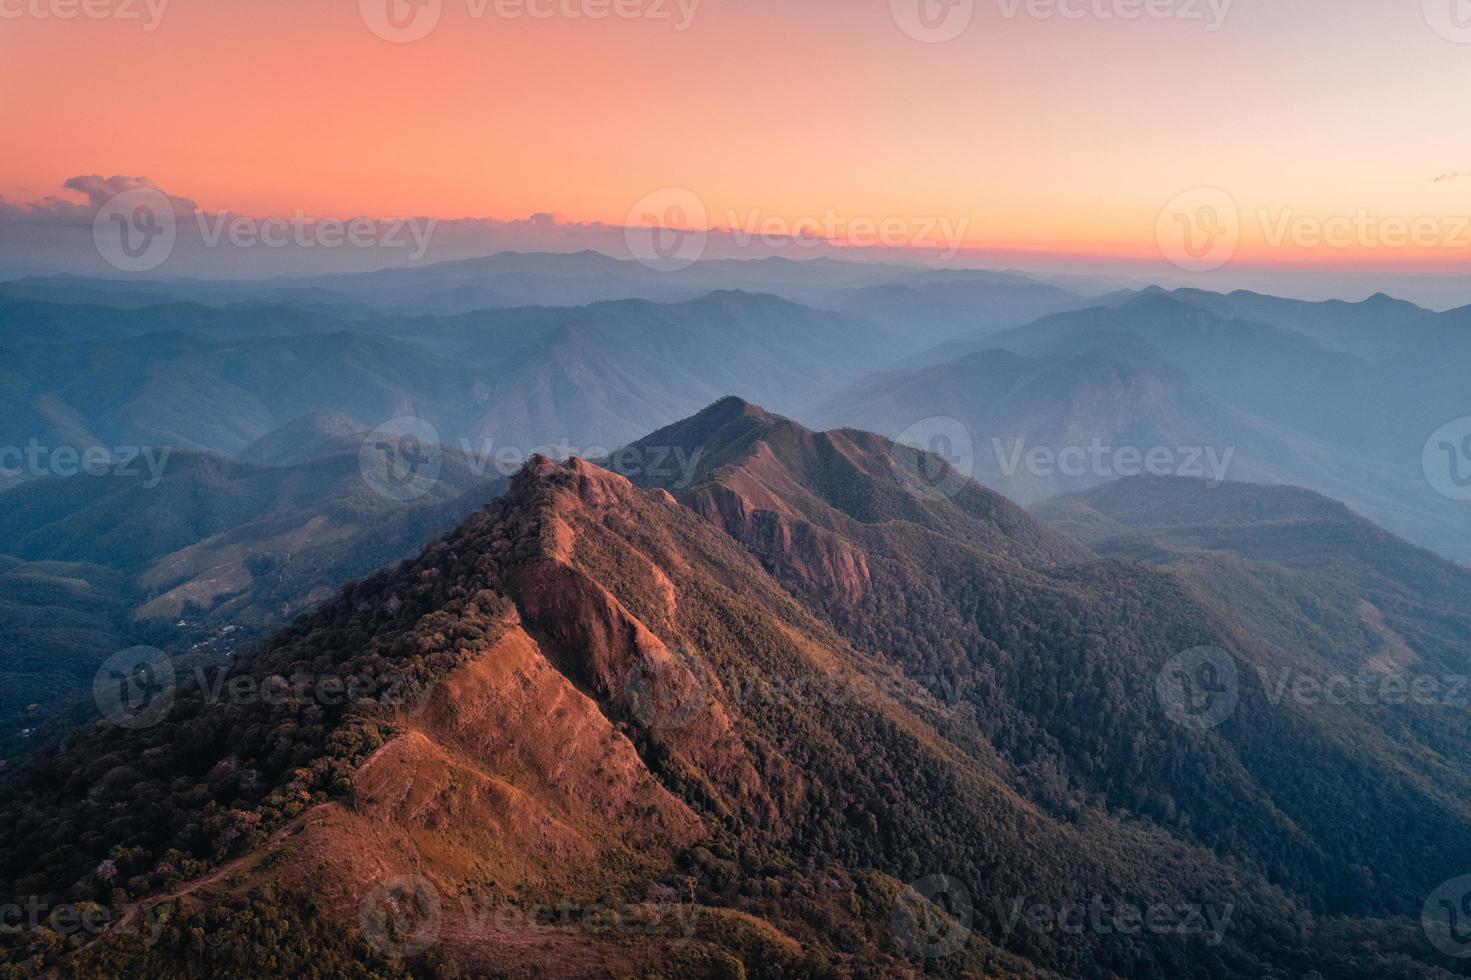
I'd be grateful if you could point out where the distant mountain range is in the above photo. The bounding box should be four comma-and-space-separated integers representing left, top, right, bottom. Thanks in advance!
0, 288, 904, 460
820, 287, 1471, 563
0, 251, 1099, 323
810, 338, 1300, 503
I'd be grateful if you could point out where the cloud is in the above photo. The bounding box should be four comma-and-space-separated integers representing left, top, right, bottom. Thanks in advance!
0, 175, 198, 227
0, 176, 641, 276
62, 174, 198, 214
0, 173, 970, 277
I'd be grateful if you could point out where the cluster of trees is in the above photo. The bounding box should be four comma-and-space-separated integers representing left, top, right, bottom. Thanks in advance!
0, 491, 529, 971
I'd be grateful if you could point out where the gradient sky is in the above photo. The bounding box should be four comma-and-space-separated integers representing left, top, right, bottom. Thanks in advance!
3, 0, 1470, 271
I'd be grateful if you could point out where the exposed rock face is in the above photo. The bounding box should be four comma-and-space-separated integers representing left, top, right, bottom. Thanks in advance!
684, 479, 872, 604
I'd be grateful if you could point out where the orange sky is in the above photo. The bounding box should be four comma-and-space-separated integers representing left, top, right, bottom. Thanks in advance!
3, 0, 1470, 270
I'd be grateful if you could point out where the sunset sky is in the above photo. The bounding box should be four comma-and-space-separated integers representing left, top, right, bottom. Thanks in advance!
3, 0, 1470, 273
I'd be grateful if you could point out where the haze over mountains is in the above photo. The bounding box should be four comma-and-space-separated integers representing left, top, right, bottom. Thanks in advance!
0, 288, 901, 461
819, 286, 1471, 563
3, 251, 1471, 975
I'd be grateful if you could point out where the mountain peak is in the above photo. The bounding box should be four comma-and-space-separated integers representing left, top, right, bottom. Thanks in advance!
1121, 288, 1196, 314
700, 394, 773, 422
510, 453, 643, 514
